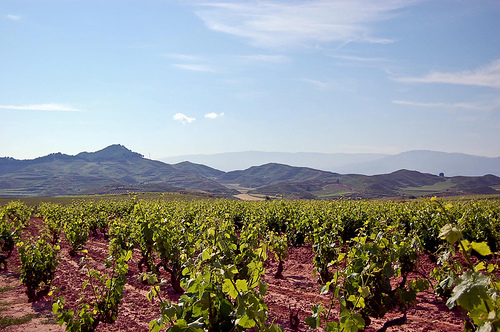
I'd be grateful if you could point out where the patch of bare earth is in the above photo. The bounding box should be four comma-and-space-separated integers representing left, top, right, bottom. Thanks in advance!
1, 218, 465, 331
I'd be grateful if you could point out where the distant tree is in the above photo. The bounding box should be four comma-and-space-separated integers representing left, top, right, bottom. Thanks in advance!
439, 172, 445, 177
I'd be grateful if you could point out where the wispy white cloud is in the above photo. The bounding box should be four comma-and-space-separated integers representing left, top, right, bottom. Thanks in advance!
0, 103, 82, 112
173, 113, 196, 124
166, 53, 205, 61
395, 59, 500, 89
302, 78, 345, 91
234, 90, 269, 100
238, 54, 291, 63
172, 64, 216, 72
205, 112, 225, 119
5, 14, 22, 21
193, 0, 415, 48
392, 99, 500, 111
331, 55, 388, 62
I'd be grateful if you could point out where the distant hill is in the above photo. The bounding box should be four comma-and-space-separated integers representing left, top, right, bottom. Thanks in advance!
172, 161, 225, 179
161, 150, 500, 176
336, 150, 500, 176
161, 151, 387, 172
0, 144, 236, 197
218, 163, 340, 188
214, 163, 500, 200
1, 145, 499, 199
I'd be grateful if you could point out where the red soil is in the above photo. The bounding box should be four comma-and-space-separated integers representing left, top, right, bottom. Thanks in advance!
0, 218, 465, 331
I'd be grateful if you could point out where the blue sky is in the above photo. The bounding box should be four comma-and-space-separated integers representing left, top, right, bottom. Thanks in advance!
1, 0, 499, 160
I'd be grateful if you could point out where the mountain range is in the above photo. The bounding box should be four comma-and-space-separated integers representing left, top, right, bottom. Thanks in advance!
1, 144, 499, 199
161, 150, 500, 177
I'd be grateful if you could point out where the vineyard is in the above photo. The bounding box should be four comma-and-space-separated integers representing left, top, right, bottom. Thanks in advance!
1, 197, 499, 331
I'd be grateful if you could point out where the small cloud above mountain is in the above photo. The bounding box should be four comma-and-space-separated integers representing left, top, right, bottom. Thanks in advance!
173, 113, 196, 124
205, 112, 224, 119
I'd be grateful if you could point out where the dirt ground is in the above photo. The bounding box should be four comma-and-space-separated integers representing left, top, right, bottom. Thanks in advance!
0, 218, 465, 331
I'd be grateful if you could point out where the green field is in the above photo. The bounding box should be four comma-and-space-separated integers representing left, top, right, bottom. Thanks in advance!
0, 191, 212, 206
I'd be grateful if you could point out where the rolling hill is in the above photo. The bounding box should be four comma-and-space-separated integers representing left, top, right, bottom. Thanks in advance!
336, 150, 500, 176
226, 164, 500, 199
0, 145, 236, 197
161, 150, 500, 177
1, 145, 499, 199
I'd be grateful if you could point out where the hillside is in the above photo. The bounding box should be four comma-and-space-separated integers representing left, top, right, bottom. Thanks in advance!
215, 164, 500, 200
0, 145, 236, 197
161, 150, 500, 176
1, 145, 499, 199
172, 161, 225, 179
337, 150, 500, 176
218, 163, 340, 188
161, 151, 387, 172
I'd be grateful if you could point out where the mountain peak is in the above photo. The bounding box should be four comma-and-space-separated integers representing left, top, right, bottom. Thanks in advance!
77, 144, 143, 162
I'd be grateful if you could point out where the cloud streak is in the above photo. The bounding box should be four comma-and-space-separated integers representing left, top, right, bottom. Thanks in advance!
392, 100, 500, 111
0, 103, 82, 112
302, 78, 347, 91
331, 55, 388, 62
172, 64, 216, 72
173, 113, 196, 124
166, 54, 205, 62
238, 54, 290, 63
5, 14, 21, 21
395, 59, 500, 89
193, 0, 415, 48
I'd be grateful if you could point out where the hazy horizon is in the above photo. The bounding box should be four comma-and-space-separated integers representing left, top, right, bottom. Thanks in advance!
2, 1, 499, 159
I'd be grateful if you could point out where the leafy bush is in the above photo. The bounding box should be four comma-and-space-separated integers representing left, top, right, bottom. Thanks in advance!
431, 199, 500, 332
307, 225, 429, 331
64, 212, 90, 256
18, 235, 59, 301
148, 218, 283, 332
53, 250, 132, 332
0, 209, 22, 269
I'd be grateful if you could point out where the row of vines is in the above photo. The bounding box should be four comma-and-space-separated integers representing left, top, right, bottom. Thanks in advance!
1, 197, 499, 331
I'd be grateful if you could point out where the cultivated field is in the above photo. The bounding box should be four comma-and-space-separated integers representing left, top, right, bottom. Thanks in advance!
1, 197, 499, 331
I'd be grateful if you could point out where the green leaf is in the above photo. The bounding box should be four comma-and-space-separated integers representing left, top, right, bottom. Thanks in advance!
446, 271, 490, 310
236, 313, 256, 328
222, 278, 238, 299
305, 304, 323, 329
124, 250, 133, 261
358, 286, 370, 298
487, 264, 498, 273
201, 249, 210, 261
305, 316, 319, 329
340, 311, 365, 332
162, 304, 178, 320
52, 302, 60, 314
236, 279, 248, 293
147, 286, 159, 302
259, 281, 267, 297
149, 319, 163, 332
325, 321, 340, 332
439, 224, 462, 244
336, 252, 346, 264
475, 262, 486, 272
225, 265, 238, 279
320, 282, 330, 295
471, 242, 492, 256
